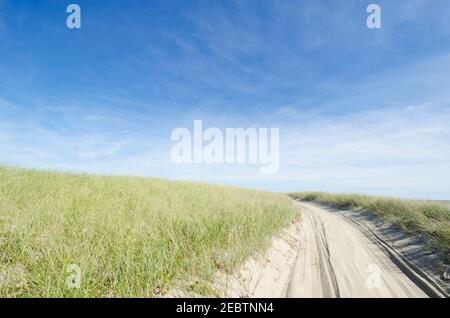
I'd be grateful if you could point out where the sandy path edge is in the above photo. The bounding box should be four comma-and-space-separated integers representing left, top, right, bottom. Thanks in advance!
213, 220, 303, 298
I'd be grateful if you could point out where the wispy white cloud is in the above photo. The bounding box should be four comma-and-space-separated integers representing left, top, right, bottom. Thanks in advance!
153, 51, 450, 199
1, 1, 450, 199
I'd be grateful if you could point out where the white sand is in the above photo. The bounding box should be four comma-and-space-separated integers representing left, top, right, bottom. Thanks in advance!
287, 202, 427, 298
214, 220, 302, 297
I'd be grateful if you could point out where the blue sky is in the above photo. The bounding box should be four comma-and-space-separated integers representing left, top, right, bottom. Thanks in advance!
1, 0, 450, 199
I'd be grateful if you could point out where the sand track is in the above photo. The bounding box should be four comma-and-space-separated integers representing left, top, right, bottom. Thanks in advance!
287, 202, 428, 298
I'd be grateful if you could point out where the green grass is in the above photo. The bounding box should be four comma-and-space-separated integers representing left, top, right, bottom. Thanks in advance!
0, 166, 297, 297
290, 192, 450, 260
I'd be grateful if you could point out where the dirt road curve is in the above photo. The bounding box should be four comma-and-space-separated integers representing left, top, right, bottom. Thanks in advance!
287, 202, 428, 298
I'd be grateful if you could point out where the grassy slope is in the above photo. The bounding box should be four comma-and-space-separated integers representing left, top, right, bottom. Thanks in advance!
0, 166, 297, 297
290, 192, 450, 260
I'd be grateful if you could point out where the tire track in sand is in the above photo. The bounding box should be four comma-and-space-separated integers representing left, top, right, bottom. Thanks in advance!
287, 202, 428, 298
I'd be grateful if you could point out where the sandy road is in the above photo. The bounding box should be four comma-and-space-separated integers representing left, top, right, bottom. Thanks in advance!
287, 202, 428, 298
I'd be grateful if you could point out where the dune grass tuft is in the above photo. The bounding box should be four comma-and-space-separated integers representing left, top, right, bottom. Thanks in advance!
290, 192, 450, 260
0, 166, 297, 297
